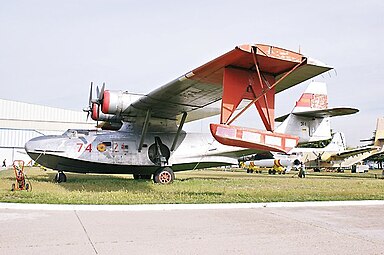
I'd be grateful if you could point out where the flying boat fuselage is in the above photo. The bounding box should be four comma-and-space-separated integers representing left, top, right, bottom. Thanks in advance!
25, 128, 241, 175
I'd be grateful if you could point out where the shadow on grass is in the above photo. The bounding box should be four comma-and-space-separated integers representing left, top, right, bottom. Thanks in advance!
29, 171, 155, 193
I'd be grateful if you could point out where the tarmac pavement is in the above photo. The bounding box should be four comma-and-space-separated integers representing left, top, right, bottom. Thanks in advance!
0, 201, 383, 255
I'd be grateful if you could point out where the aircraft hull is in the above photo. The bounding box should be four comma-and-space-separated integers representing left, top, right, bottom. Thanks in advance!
26, 151, 232, 175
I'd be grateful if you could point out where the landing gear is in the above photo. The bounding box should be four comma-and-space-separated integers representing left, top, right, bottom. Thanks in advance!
55, 172, 67, 183
153, 167, 175, 184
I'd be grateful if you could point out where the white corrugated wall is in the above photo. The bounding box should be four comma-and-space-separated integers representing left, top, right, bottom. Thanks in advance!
0, 128, 46, 148
0, 99, 97, 166
0, 98, 87, 123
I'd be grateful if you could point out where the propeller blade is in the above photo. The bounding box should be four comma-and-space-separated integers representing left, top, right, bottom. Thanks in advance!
96, 85, 100, 100
88, 82, 93, 107
84, 82, 95, 121
98, 82, 105, 102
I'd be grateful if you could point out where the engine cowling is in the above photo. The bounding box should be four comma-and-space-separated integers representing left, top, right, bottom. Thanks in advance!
91, 102, 122, 123
101, 90, 137, 115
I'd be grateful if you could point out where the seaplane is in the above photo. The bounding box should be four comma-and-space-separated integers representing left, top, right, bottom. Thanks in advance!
25, 43, 338, 184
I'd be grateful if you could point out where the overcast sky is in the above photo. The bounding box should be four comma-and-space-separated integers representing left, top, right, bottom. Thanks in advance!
1, 0, 383, 146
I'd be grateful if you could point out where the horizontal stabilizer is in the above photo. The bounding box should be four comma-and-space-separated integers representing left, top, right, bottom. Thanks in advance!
275, 107, 359, 122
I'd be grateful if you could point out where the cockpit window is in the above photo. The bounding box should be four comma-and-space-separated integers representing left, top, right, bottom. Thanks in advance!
63, 129, 94, 138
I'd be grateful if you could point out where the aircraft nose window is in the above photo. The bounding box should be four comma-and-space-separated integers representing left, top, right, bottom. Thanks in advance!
68, 130, 77, 138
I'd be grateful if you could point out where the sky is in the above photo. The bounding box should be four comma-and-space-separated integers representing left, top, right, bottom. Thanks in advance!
0, 0, 383, 146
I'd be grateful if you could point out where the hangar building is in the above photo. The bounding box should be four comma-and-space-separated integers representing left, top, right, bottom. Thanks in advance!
0, 99, 95, 167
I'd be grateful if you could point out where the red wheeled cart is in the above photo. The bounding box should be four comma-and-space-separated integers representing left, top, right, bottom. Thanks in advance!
11, 160, 32, 192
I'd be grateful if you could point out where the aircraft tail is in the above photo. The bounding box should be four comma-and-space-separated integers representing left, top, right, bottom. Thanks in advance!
275, 82, 357, 144
323, 132, 346, 152
374, 117, 384, 148
275, 82, 331, 143
292, 81, 328, 113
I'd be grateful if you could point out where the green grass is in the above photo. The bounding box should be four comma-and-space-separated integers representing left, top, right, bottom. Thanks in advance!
0, 167, 383, 204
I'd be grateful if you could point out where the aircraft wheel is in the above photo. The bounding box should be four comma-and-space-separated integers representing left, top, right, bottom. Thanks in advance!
153, 167, 174, 184
11, 183, 15, 191
268, 169, 272, 174
55, 172, 67, 183
272, 169, 276, 175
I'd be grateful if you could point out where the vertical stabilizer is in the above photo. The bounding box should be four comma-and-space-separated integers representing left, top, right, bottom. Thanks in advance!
275, 82, 331, 143
293, 82, 328, 113
374, 117, 384, 147
324, 132, 346, 152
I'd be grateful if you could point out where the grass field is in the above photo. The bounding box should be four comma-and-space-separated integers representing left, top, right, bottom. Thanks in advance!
0, 167, 383, 205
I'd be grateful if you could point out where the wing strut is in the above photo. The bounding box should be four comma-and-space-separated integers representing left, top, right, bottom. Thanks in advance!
213, 45, 308, 153
138, 109, 151, 152
222, 46, 307, 131
171, 112, 187, 151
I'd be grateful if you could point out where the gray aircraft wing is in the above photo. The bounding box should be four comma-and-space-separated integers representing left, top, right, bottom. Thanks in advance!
120, 44, 332, 122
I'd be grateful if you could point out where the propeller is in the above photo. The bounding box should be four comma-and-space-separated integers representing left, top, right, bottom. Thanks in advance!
98, 82, 105, 103
83, 82, 94, 121
83, 82, 108, 129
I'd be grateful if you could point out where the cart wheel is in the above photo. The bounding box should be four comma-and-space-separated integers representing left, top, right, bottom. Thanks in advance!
11, 183, 15, 191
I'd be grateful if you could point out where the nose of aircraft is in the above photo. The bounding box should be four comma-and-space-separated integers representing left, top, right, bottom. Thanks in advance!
24, 135, 65, 155
25, 137, 38, 154
25, 136, 46, 154
24, 135, 66, 170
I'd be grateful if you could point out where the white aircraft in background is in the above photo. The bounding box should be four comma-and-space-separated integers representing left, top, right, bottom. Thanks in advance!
25, 43, 339, 184
241, 82, 365, 173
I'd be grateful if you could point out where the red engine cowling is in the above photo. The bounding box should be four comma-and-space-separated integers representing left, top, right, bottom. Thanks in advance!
91, 102, 122, 123
101, 90, 139, 115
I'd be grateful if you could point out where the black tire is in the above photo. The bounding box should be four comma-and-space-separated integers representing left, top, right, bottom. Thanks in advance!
11, 183, 15, 191
56, 172, 66, 183
153, 167, 175, 184
268, 169, 272, 174
62, 173, 67, 182
27, 182, 32, 192
26, 183, 29, 191
272, 169, 276, 175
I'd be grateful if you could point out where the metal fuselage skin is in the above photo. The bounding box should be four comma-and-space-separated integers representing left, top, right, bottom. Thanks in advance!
25, 125, 245, 175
